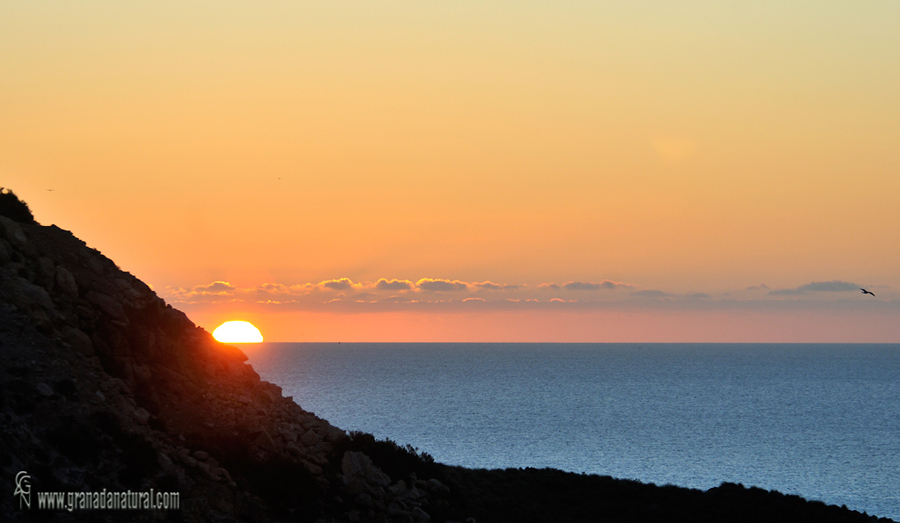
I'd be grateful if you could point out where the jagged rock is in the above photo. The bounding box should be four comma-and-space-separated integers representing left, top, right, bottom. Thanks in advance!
8, 278, 54, 310
301, 459, 323, 475
0, 238, 11, 264
85, 290, 126, 321
281, 426, 299, 442
54, 266, 78, 295
253, 429, 279, 453
342, 451, 392, 496
134, 407, 151, 424
114, 277, 141, 298
35, 382, 53, 396
0, 215, 27, 248
324, 424, 346, 442
387, 479, 408, 498
301, 427, 323, 446
211, 466, 232, 483
411, 506, 431, 523
427, 478, 450, 495
354, 492, 375, 508
387, 500, 410, 518
37, 257, 55, 289
62, 326, 93, 356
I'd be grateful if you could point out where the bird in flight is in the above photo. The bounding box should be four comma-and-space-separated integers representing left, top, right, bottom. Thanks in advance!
861, 288, 876, 296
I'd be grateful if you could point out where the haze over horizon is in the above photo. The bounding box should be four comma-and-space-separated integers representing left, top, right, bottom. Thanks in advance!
3, 1, 899, 342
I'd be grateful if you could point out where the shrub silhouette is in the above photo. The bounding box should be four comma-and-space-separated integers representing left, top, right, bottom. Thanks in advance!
334, 431, 439, 480
0, 188, 35, 223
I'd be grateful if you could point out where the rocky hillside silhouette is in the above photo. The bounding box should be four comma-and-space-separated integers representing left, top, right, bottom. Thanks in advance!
0, 191, 894, 522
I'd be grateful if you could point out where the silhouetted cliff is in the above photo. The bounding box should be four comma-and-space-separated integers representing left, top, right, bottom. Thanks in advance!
0, 193, 894, 522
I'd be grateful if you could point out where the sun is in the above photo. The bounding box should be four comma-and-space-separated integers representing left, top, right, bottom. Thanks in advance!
213, 321, 263, 343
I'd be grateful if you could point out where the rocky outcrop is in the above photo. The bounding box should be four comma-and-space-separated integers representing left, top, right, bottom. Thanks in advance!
0, 214, 455, 522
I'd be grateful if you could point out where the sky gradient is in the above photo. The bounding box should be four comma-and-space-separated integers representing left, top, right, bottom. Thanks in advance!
3, 1, 899, 341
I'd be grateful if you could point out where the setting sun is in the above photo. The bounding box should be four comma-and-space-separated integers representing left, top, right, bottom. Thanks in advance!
213, 321, 263, 343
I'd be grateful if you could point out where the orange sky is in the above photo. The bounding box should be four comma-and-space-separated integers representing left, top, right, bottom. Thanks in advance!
3, 2, 899, 341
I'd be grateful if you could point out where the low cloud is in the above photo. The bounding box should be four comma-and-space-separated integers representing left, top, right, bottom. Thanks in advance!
473, 281, 518, 291
165, 281, 237, 300
416, 278, 469, 292
164, 275, 892, 315
632, 290, 709, 300
194, 281, 235, 293
257, 283, 288, 293
539, 280, 634, 291
769, 280, 860, 295
563, 280, 633, 291
564, 281, 606, 291
632, 290, 672, 299
375, 279, 414, 291
320, 278, 356, 291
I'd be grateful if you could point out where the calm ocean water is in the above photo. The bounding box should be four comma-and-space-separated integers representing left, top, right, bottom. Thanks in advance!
241, 343, 900, 521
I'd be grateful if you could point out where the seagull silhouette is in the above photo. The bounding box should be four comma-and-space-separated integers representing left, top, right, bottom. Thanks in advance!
861, 288, 876, 297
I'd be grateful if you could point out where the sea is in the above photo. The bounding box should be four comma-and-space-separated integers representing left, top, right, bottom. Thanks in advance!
240, 343, 900, 521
